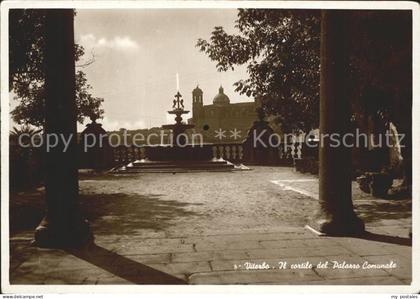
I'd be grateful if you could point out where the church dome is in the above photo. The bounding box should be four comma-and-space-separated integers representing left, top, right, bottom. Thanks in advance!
213, 86, 230, 105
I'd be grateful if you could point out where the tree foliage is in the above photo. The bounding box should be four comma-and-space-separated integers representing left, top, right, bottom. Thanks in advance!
197, 10, 411, 134
9, 9, 104, 128
197, 9, 320, 133
347, 11, 412, 128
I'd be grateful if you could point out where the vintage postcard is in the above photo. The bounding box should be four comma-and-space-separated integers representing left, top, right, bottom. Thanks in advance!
1, 0, 419, 295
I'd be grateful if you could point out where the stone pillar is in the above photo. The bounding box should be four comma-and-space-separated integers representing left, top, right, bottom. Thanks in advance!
309, 10, 364, 235
243, 119, 279, 165
80, 119, 110, 170
34, 9, 92, 247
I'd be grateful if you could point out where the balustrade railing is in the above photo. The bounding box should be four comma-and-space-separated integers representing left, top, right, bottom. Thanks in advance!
212, 143, 244, 163
110, 140, 316, 167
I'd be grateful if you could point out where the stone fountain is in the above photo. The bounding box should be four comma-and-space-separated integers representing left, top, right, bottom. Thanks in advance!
113, 90, 234, 173
162, 91, 195, 147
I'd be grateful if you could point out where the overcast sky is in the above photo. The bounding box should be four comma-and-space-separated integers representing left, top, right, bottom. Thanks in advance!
73, 9, 251, 131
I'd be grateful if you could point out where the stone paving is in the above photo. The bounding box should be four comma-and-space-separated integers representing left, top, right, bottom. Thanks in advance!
8, 167, 412, 285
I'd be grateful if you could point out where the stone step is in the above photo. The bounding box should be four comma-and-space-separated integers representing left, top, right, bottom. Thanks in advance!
127, 165, 234, 170
115, 167, 234, 173
132, 160, 229, 166
129, 163, 233, 169
114, 159, 235, 173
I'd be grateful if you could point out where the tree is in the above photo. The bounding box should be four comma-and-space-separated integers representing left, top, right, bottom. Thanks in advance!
9, 9, 104, 128
197, 9, 320, 133
9, 125, 44, 191
10, 125, 41, 138
199, 9, 412, 193
348, 11, 412, 191
197, 10, 411, 135
347, 11, 412, 127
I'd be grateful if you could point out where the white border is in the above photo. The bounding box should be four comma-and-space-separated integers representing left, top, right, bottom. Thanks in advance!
1, 0, 419, 294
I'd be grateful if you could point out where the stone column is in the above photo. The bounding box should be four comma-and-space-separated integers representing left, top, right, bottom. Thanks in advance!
34, 9, 92, 247
80, 118, 110, 170
310, 10, 365, 235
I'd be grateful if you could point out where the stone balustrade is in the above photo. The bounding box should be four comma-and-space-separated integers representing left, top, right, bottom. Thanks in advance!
110, 141, 315, 167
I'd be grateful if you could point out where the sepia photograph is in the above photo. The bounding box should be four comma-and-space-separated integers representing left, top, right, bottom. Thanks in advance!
1, 0, 418, 294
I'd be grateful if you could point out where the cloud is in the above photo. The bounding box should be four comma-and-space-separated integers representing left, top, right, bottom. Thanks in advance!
78, 34, 140, 52
77, 117, 147, 132
100, 117, 146, 131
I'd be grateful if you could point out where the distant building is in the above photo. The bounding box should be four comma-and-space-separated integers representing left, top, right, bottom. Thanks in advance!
188, 85, 257, 141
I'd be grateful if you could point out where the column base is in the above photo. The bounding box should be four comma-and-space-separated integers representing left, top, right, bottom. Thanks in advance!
33, 216, 93, 248
307, 212, 365, 236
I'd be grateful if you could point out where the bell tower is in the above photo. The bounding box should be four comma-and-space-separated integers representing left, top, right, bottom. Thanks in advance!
192, 85, 203, 124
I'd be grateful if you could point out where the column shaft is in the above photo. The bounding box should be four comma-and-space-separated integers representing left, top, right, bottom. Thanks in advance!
35, 9, 91, 247
311, 10, 365, 235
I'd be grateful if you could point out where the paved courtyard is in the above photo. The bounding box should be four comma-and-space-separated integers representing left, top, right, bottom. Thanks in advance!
9, 166, 412, 285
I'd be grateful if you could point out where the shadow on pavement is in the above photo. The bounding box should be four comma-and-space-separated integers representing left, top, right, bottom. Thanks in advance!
10, 190, 203, 235
354, 199, 412, 223
82, 192, 203, 235
357, 231, 412, 247
68, 242, 187, 284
